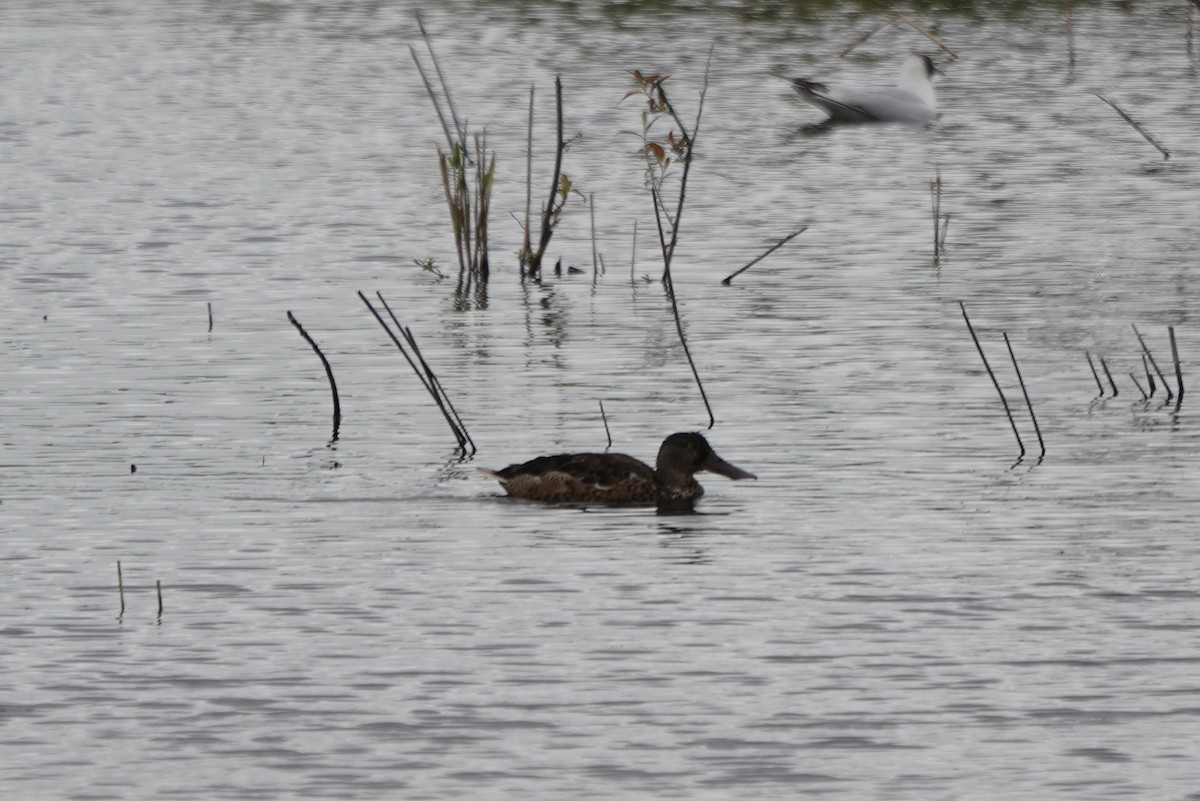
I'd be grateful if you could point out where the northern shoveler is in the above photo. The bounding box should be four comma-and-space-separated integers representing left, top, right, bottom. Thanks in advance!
481, 432, 756, 506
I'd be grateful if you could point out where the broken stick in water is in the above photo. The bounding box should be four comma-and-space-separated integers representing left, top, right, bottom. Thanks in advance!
722, 225, 808, 285
1096, 94, 1170, 160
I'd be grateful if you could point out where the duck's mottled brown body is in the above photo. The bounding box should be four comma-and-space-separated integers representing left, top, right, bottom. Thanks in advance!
483, 432, 755, 506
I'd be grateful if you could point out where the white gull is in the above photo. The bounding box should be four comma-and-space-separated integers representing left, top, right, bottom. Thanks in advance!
790, 54, 941, 124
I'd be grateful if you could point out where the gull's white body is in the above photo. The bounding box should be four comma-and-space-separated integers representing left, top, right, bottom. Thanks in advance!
790, 54, 940, 124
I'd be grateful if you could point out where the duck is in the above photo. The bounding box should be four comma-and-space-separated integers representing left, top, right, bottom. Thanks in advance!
790, 54, 941, 123
481, 432, 756, 506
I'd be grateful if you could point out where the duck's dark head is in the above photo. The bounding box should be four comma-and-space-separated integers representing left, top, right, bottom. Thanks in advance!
655, 432, 757, 484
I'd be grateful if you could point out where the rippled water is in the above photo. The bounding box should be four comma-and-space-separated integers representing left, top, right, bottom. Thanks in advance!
5, 1, 1200, 799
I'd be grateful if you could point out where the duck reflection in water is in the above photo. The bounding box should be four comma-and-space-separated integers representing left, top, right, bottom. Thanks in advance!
482, 432, 756, 510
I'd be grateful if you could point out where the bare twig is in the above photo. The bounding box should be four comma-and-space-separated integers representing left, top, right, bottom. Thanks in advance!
1004, 332, 1044, 459
287, 311, 342, 440
721, 225, 808, 285
1096, 94, 1170, 160
1143, 354, 1156, 396
961, 303, 1025, 459
117, 561, 125, 620
156, 580, 163, 620
207, 302, 213, 333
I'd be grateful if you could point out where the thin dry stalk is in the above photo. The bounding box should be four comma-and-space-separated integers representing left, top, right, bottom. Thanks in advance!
1099, 356, 1119, 396
1096, 94, 1170, 160
530, 76, 566, 275
599, 400, 612, 450
207, 302, 213, 333
381, 296, 477, 455
960, 303, 1025, 459
1085, 350, 1105, 395
358, 291, 475, 454
1132, 323, 1173, 399
931, 170, 942, 259
1004, 332, 1045, 459
630, 220, 638, 283
1143, 354, 1156, 396
415, 12, 465, 144
1064, 0, 1076, 74
589, 193, 600, 275
287, 311, 342, 440
1169, 325, 1184, 404
722, 225, 808, 285
117, 561, 125, 619
893, 12, 959, 59
156, 580, 163, 619
523, 85, 534, 269
1129, 371, 1149, 400
840, 21, 888, 57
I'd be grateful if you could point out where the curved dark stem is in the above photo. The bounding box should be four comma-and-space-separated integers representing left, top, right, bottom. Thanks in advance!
287, 310, 342, 440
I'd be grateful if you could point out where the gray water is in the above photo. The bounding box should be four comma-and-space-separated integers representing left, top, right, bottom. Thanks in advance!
4, 1, 1200, 799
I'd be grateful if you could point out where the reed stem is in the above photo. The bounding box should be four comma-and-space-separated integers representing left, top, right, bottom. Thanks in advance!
1099, 356, 1119, 397
1132, 323, 1173, 400
1085, 350, 1104, 395
960, 303, 1024, 459
1004, 332, 1044, 459
1169, 325, 1184, 405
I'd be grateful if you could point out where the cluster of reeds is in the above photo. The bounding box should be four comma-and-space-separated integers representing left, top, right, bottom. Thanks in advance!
410, 14, 495, 279
1088, 325, 1184, 407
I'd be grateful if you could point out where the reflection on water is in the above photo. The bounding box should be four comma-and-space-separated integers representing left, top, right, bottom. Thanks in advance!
4, 1, 1200, 799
